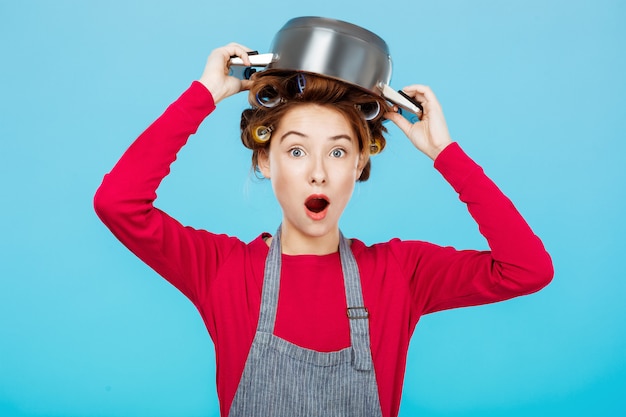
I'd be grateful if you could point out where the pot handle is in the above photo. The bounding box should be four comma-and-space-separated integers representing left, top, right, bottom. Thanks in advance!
380, 84, 423, 121
229, 53, 275, 80
229, 52, 275, 67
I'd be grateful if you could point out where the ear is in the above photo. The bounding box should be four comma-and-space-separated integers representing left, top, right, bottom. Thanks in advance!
258, 149, 271, 179
356, 148, 369, 179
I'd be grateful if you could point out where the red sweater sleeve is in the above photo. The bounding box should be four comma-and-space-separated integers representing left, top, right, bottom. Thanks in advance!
93, 81, 241, 303
403, 142, 554, 315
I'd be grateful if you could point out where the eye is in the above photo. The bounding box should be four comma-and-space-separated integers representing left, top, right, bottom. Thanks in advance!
330, 148, 346, 158
289, 147, 305, 158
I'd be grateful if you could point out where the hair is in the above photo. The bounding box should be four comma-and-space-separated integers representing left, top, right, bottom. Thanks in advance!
240, 70, 390, 181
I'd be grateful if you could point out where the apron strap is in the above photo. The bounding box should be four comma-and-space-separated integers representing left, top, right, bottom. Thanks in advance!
339, 233, 373, 371
256, 226, 282, 335
257, 226, 374, 371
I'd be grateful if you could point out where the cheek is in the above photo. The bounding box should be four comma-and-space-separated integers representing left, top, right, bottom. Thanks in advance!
337, 166, 359, 194
269, 156, 305, 181
268, 159, 301, 199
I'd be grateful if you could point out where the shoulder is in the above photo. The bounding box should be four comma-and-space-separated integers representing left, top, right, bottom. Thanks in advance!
192, 230, 270, 260
350, 237, 438, 261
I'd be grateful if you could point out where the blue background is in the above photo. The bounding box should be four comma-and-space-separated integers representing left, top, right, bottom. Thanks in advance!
1, 0, 624, 416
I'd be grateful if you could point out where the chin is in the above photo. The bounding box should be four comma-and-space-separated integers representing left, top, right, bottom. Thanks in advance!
305, 221, 340, 238
289, 219, 337, 238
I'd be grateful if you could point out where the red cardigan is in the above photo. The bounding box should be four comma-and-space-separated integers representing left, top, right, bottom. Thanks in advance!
94, 81, 553, 417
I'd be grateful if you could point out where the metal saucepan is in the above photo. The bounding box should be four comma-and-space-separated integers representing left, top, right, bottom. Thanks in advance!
230, 16, 422, 119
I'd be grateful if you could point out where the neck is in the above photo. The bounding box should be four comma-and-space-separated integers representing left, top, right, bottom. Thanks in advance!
279, 223, 340, 255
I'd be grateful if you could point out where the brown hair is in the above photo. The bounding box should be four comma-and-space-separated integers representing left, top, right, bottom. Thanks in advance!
240, 70, 389, 181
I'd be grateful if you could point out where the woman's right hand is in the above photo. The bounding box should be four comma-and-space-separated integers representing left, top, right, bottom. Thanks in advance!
198, 43, 254, 104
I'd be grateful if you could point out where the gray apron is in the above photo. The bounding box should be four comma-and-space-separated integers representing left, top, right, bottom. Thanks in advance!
228, 227, 383, 417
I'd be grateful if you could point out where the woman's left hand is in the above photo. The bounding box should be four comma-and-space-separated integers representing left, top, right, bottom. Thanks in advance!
384, 85, 453, 160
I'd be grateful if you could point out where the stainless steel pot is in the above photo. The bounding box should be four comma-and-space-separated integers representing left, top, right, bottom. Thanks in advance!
230, 17, 422, 118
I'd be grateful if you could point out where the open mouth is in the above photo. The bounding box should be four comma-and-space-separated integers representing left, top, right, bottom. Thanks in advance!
305, 195, 330, 214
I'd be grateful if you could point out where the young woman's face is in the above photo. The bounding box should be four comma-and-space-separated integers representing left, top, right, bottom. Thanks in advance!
259, 104, 367, 252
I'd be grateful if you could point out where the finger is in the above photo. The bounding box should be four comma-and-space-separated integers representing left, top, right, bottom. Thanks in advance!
223, 42, 254, 53
222, 43, 254, 66
384, 111, 414, 135
401, 85, 441, 109
240, 79, 253, 91
225, 41, 252, 50
402, 84, 434, 98
399, 88, 428, 105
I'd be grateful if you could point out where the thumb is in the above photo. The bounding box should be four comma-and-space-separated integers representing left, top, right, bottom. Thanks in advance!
384, 111, 414, 137
240, 79, 253, 92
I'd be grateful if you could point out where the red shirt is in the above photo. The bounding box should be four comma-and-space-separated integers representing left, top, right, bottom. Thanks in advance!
94, 81, 553, 417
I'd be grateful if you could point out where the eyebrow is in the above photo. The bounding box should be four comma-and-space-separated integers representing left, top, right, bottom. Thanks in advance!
279, 131, 354, 143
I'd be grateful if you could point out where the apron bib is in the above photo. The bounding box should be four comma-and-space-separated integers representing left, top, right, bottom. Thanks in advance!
228, 227, 383, 417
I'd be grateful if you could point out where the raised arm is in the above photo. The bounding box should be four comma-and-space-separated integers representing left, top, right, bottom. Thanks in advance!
93, 44, 254, 302
385, 86, 553, 315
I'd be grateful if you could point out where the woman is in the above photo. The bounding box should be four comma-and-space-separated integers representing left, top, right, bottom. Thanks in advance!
94, 43, 553, 417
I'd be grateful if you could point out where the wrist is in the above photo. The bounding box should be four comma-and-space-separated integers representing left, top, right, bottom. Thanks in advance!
198, 77, 225, 104
427, 140, 453, 161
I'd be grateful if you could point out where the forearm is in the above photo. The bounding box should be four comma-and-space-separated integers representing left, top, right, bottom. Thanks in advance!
93, 82, 217, 298
434, 143, 554, 293
94, 82, 215, 215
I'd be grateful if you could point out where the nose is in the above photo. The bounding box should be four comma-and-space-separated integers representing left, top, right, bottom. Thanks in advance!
309, 155, 327, 185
